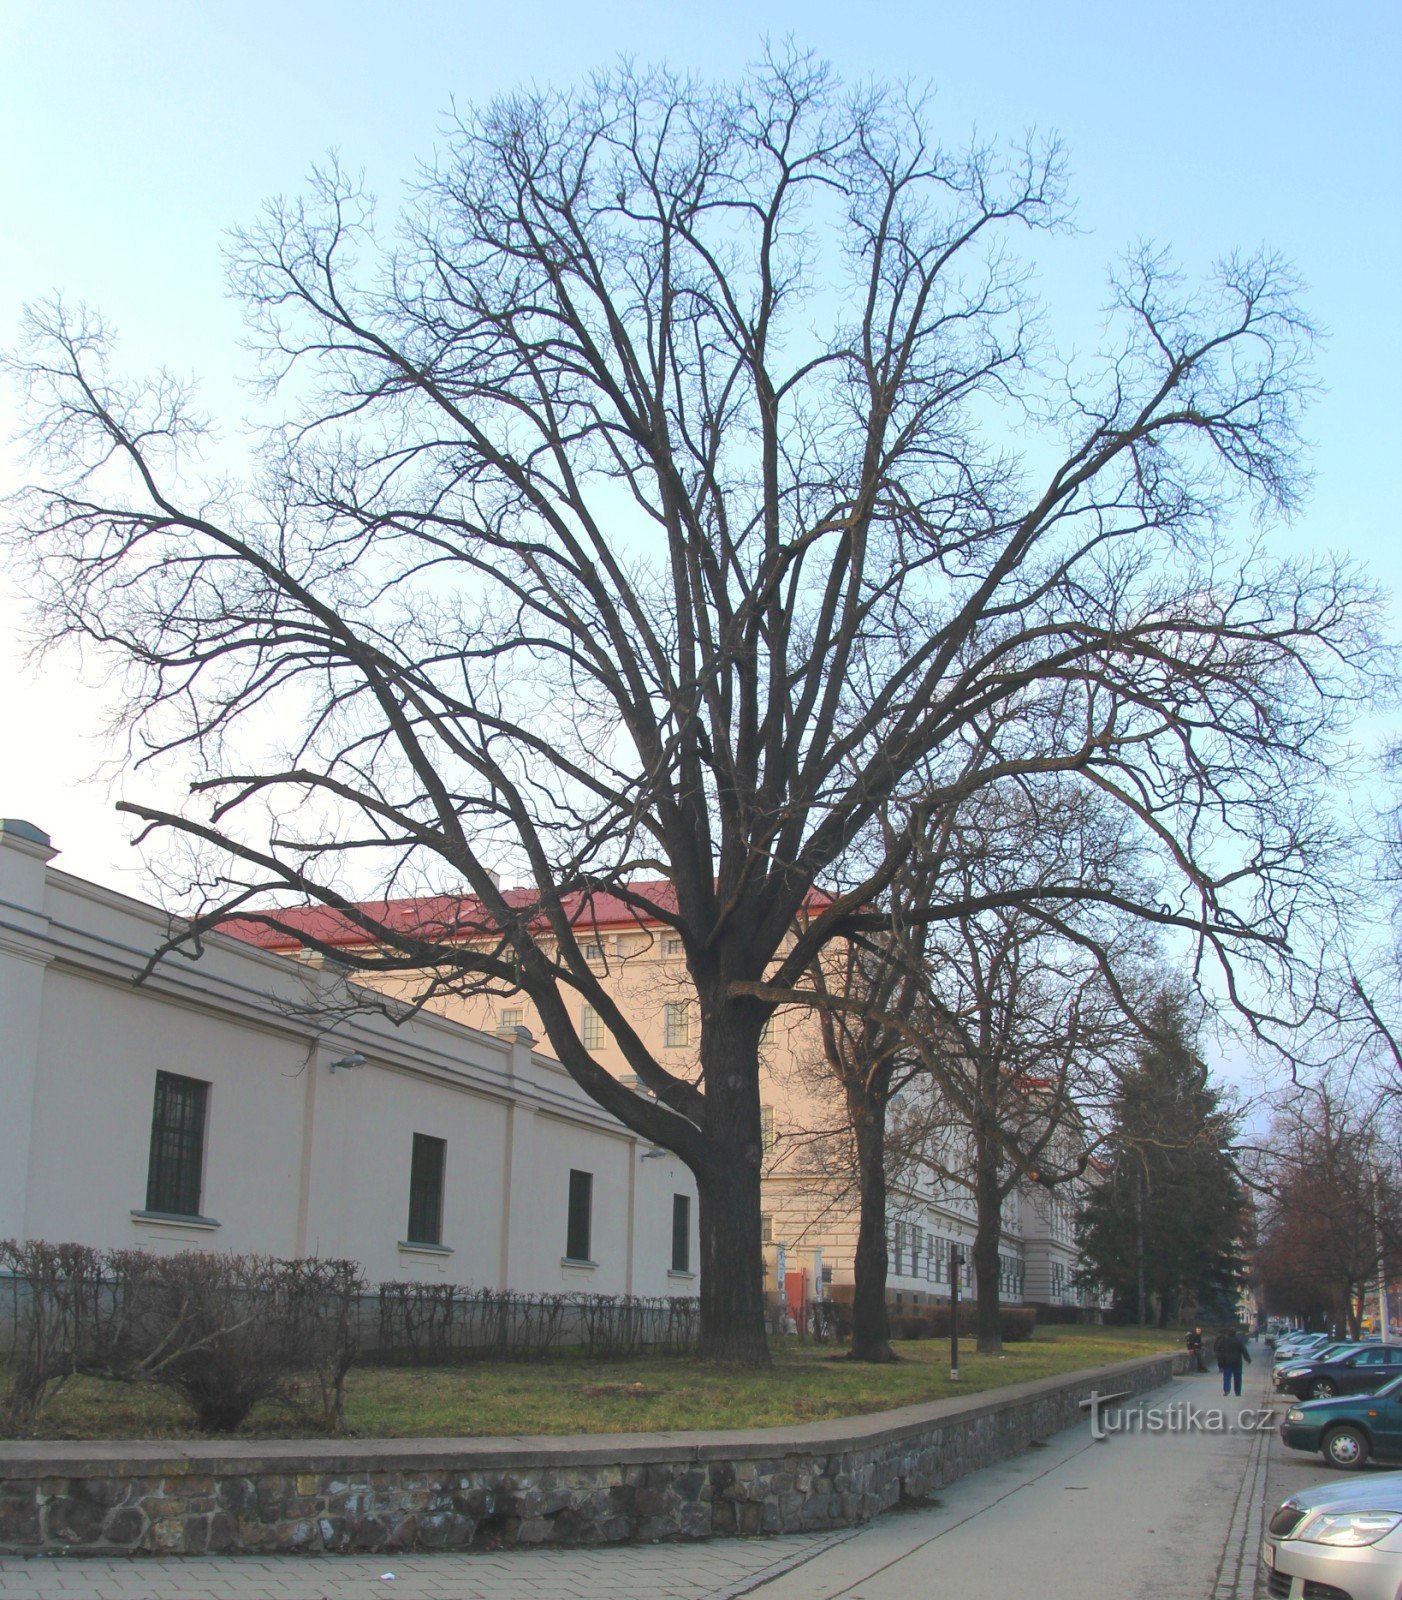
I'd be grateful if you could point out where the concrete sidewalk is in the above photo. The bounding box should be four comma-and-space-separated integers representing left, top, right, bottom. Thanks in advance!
0, 1528, 847, 1600
752, 1353, 1279, 1600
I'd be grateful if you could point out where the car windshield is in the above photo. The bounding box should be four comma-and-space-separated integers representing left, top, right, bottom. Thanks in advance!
1373, 1375, 1402, 1399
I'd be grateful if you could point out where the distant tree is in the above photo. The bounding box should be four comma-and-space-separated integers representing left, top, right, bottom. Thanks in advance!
1076, 992, 1245, 1324
4, 51, 1370, 1362
1253, 1075, 1402, 1336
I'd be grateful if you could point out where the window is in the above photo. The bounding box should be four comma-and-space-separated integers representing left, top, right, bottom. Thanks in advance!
581, 942, 605, 964
580, 1004, 605, 1050
407, 1133, 446, 1245
664, 1002, 690, 1047
499, 1006, 523, 1031
146, 1071, 209, 1217
760, 1105, 776, 1152
671, 1193, 691, 1272
760, 1213, 773, 1245
662, 935, 684, 957
566, 1169, 593, 1260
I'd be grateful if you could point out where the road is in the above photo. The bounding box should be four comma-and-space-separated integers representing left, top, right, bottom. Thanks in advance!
0, 1344, 1369, 1600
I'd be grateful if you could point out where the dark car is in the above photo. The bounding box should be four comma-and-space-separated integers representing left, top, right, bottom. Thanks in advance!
1277, 1345, 1402, 1402
1280, 1376, 1402, 1469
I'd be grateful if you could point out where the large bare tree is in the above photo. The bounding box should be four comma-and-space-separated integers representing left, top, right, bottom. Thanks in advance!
5, 51, 1370, 1360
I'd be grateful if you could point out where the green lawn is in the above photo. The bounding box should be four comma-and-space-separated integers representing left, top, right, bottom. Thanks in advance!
8, 1324, 1178, 1441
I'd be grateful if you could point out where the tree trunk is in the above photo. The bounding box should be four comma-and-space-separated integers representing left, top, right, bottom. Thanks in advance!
972, 1122, 1005, 1355
695, 1000, 770, 1364
848, 1091, 896, 1362
696, 1157, 769, 1362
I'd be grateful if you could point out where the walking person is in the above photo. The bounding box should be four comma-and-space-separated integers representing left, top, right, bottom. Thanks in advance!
1213, 1325, 1251, 1397
1186, 1325, 1206, 1373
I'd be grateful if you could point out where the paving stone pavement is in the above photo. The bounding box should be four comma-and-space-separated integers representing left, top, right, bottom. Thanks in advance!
0, 1530, 852, 1600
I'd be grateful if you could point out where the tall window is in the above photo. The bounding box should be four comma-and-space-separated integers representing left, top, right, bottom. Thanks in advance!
146, 1072, 209, 1216
580, 1003, 605, 1049
566, 1168, 593, 1260
663, 1002, 690, 1047
407, 1133, 446, 1245
760, 1105, 776, 1152
760, 1213, 773, 1245
671, 1193, 691, 1272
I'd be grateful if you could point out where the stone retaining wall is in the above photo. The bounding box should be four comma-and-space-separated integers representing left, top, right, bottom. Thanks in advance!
0, 1352, 1187, 1556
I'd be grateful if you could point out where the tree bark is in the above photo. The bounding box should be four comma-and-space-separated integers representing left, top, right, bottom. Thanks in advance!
972, 1122, 1005, 1354
848, 1091, 897, 1362
695, 1001, 770, 1364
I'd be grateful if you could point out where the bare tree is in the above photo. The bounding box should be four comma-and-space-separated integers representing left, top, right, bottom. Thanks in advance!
802, 780, 1149, 1357
1253, 1072, 1402, 1337
4, 51, 1370, 1361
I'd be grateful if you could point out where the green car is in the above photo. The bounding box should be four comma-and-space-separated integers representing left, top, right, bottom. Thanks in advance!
1280, 1375, 1402, 1469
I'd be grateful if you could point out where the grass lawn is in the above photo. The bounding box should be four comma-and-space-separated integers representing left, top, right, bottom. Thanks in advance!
10, 1324, 1180, 1442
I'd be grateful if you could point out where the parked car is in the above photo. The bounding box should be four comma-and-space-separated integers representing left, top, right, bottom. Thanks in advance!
1273, 1343, 1365, 1389
1275, 1332, 1332, 1358
1263, 1470, 1402, 1600
1279, 1376, 1402, 1468
1277, 1346, 1402, 1401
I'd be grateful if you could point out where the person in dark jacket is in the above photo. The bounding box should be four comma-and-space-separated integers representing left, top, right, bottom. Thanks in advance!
1213, 1327, 1252, 1396
1186, 1326, 1206, 1373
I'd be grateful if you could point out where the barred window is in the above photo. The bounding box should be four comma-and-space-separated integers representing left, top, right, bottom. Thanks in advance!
407, 1133, 446, 1245
580, 1004, 605, 1050
145, 1071, 209, 1217
566, 1168, 593, 1261
671, 1193, 691, 1272
664, 1002, 691, 1047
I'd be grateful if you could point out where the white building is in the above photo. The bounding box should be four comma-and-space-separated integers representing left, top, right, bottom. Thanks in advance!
0, 819, 697, 1295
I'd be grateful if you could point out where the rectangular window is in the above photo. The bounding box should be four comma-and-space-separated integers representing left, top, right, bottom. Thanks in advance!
671, 1193, 691, 1272
407, 1132, 446, 1245
499, 1006, 523, 1031
566, 1168, 593, 1261
664, 1002, 690, 1047
146, 1071, 209, 1217
581, 941, 605, 964
662, 935, 684, 956
760, 1105, 776, 1152
760, 1213, 773, 1245
580, 1004, 605, 1049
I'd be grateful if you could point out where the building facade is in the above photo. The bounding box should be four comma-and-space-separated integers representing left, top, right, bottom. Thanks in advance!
221, 881, 1097, 1313
0, 820, 697, 1296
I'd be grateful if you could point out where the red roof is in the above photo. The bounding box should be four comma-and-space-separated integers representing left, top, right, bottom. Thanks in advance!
220, 879, 832, 953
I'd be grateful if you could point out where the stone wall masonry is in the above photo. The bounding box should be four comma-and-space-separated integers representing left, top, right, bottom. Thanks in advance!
0, 1351, 1187, 1556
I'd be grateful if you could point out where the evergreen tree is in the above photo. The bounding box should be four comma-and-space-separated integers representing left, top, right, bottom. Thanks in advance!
1076, 992, 1245, 1324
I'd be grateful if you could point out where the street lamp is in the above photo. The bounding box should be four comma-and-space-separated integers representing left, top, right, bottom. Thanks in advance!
950, 1245, 964, 1380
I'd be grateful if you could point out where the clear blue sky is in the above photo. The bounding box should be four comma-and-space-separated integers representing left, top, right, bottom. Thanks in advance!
1, 0, 1398, 889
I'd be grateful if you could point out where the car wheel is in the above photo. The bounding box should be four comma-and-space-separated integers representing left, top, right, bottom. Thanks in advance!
1323, 1426, 1369, 1470
1311, 1379, 1337, 1399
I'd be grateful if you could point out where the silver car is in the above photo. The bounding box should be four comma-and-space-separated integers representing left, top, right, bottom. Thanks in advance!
1265, 1471, 1402, 1599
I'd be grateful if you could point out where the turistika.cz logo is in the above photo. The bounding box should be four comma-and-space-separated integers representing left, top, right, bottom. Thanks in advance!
1079, 1388, 1274, 1441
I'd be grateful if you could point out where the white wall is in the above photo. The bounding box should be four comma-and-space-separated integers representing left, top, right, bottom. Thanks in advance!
0, 820, 697, 1297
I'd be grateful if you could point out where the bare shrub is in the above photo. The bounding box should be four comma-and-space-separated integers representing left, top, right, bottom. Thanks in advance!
0, 1239, 109, 1430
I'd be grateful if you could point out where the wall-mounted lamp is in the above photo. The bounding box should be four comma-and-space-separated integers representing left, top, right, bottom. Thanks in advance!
329, 1051, 367, 1074
640, 1146, 667, 1161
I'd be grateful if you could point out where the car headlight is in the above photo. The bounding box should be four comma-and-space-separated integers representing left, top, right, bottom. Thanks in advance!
1281, 1368, 1309, 1378
1297, 1511, 1402, 1547
1285, 1408, 1305, 1422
